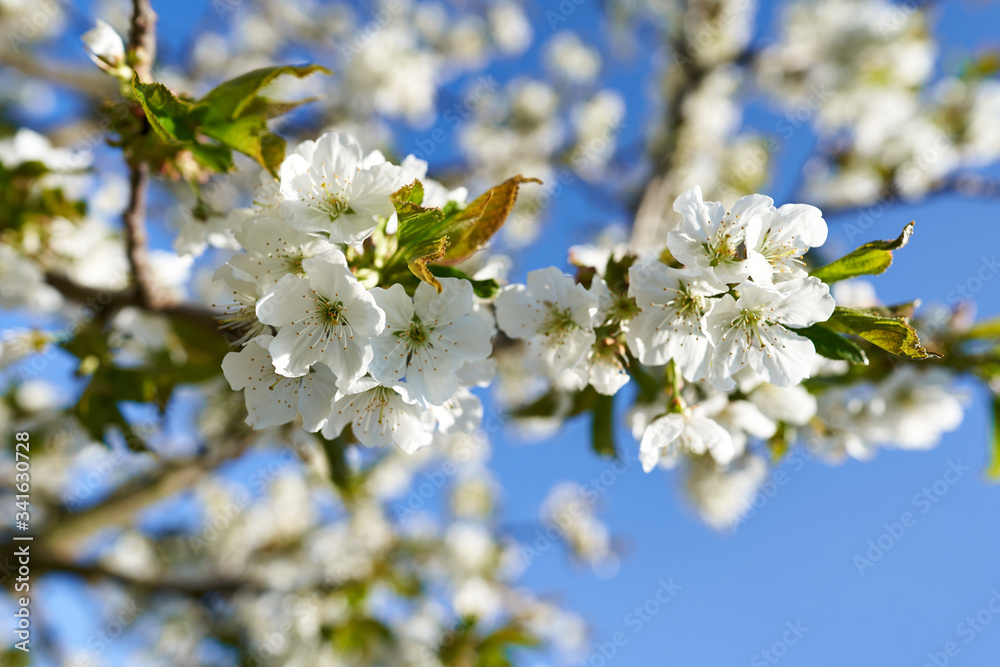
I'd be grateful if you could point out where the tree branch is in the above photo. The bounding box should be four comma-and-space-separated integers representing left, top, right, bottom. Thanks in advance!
629, 1, 755, 249
44, 272, 221, 336
36, 460, 213, 564
122, 162, 167, 309
120, 0, 162, 309
0, 51, 114, 98
128, 0, 158, 83
28, 558, 250, 598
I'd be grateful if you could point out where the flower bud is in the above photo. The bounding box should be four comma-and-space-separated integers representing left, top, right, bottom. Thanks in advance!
81, 20, 128, 76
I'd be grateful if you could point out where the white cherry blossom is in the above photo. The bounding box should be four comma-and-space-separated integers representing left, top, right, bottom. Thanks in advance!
495, 267, 598, 375
0, 244, 62, 312
321, 378, 431, 453
211, 264, 267, 346
221, 335, 338, 431
706, 277, 836, 390
666, 186, 775, 284
425, 387, 485, 435
560, 278, 630, 395
747, 203, 828, 280
369, 278, 493, 405
639, 407, 736, 472
561, 339, 631, 396
626, 260, 725, 382
255, 252, 385, 385
229, 212, 341, 291
278, 132, 406, 242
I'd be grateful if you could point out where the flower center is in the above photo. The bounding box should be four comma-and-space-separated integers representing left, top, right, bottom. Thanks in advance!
316, 297, 348, 327
611, 294, 640, 322
733, 309, 763, 329
286, 253, 305, 275
398, 316, 432, 350
671, 290, 703, 318
539, 302, 579, 336
704, 234, 736, 266
319, 195, 351, 220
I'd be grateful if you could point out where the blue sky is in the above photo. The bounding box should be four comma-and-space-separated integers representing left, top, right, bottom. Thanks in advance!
6, 0, 1000, 665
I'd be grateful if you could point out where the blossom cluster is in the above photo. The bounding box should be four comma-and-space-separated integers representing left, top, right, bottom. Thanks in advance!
219, 132, 495, 454
495, 185, 837, 472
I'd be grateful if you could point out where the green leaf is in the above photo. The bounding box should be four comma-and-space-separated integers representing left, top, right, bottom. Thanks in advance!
438, 175, 542, 262
74, 366, 156, 451
394, 200, 445, 249
196, 64, 331, 176
131, 79, 199, 143
604, 253, 637, 292
391, 180, 425, 207
407, 236, 450, 291
131, 64, 331, 177
168, 316, 229, 382
389, 177, 540, 290
793, 323, 869, 365
961, 50, 1000, 81
395, 176, 540, 258
965, 316, 1000, 341
825, 306, 938, 360
512, 385, 599, 420
591, 393, 617, 457
811, 222, 914, 284
481, 625, 539, 649
428, 265, 500, 298
988, 394, 1000, 480
197, 64, 331, 122
199, 114, 279, 177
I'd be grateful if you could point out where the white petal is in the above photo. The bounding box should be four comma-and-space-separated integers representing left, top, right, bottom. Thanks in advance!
758, 327, 816, 387
298, 363, 339, 432
639, 414, 684, 472
772, 276, 836, 327
371, 283, 415, 331
416, 277, 474, 323
256, 274, 311, 326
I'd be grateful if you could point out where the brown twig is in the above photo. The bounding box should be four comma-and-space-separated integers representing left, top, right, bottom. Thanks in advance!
44, 272, 220, 336
121, 0, 163, 309
122, 162, 166, 309
36, 460, 213, 564
128, 0, 158, 83
0, 52, 114, 98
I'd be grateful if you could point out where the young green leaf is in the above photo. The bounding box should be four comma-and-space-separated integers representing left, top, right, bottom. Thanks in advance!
793, 323, 869, 365
988, 393, 1000, 480
393, 189, 445, 245
195, 64, 332, 176
394, 175, 540, 259
131, 79, 198, 143
196, 64, 331, 122
130, 64, 331, 177
390, 177, 540, 290
438, 175, 542, 262
965, 315, 1000, 341
406, 236, 450, 291
391, 180, 426, 207
825, 306, 938, 359
811, 222, 914, 283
